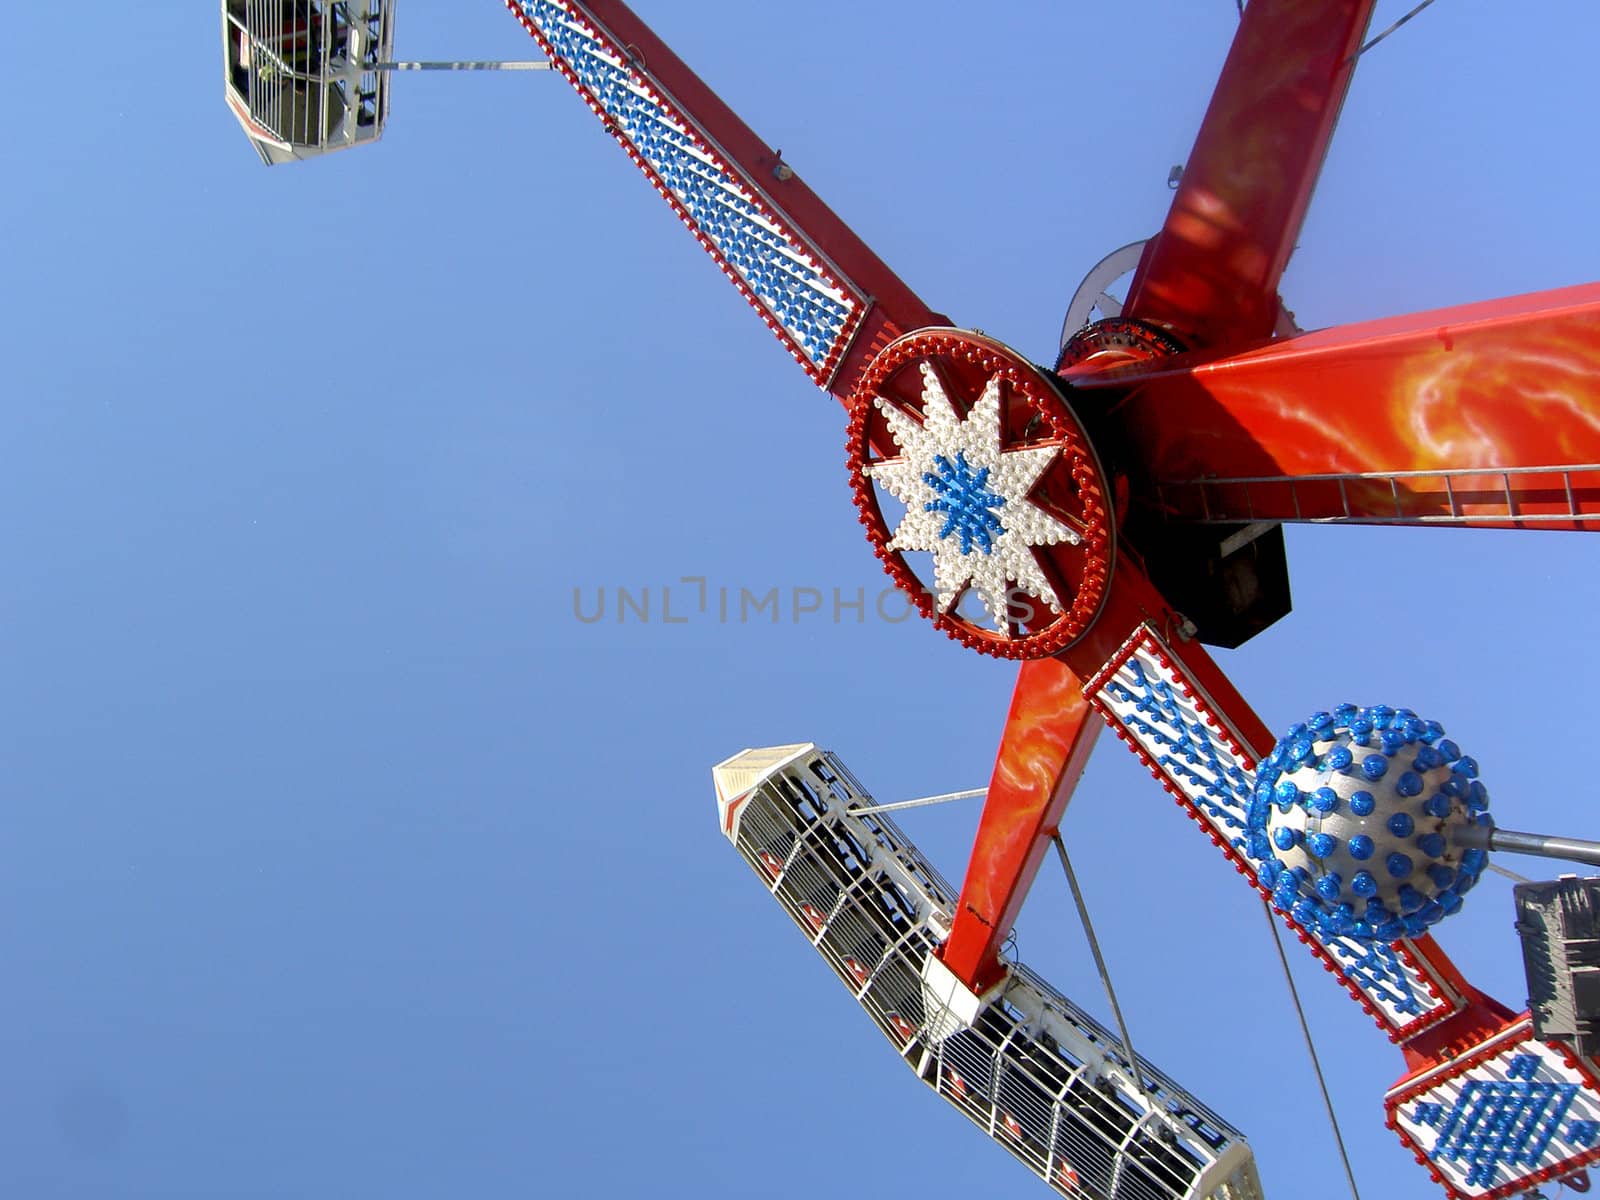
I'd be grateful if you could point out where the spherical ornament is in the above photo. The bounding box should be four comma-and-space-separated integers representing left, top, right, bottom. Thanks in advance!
1245, 704, 1492, 942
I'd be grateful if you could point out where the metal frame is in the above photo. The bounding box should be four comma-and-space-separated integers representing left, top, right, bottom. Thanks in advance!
490, 0, 1600, 1191
717, 745, 1265, 1200
198, 0, 1600, 1189
222, 0, 394, 164
491, 1, 1600, 1191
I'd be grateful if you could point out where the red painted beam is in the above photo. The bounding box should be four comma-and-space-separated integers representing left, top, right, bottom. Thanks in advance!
1123, 0, 1375, 348
938, 659, 1102, 993
1079, 283, 1600, 527
1396, 934, 1517, 1073
938, 559, 1265, 992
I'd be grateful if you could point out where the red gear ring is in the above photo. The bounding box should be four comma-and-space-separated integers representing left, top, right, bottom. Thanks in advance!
846, 329, 1114, 659
1056, 316, 1185, 374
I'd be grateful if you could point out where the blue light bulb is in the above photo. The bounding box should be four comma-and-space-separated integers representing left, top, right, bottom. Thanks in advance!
1386, 852, 1415, 879
1387, 812, 1415, 838
1306, 832, 1337, 858
1349, 791, 1376, 817
1349, 834, 1375, 860
1351, 871, 1378, 897
1396, 771, 1424, 798
1362, 755, 1388, 781
1416, 832, 1446, 858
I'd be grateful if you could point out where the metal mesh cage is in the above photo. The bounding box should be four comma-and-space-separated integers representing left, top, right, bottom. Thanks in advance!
222, 0, 394, 164
721, 745, 1265, 1200
1515, 876, 1600, 1058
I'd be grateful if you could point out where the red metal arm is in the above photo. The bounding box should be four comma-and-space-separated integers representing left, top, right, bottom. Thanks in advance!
940, 3, 1389, 988
937, 660, 1102, 994
1122, 0, 1375, 348
502, 0, 941, 401
1078, 283, 1600, 527
939, 558, 1274, 991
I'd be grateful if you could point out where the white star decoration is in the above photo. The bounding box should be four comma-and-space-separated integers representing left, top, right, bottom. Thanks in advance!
863, 363, 1080, 632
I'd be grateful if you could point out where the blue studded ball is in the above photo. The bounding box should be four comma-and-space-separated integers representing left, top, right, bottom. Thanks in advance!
1245, 704, 1492, 942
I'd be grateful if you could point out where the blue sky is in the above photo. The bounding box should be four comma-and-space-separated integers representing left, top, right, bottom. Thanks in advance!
4, 1, 1599, 1196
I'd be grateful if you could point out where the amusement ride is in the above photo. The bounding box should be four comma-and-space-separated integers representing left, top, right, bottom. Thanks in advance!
221, 2, 1600, 1196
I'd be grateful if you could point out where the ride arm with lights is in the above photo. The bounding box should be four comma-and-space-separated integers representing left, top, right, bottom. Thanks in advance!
500, 0, 943, 400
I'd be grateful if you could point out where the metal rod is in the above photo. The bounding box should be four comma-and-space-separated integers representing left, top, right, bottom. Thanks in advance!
372, 60, 551, 71
1051, 836, 1153, 1107
1173, 462, 1600, 486
850, 788, 986, 816
1454, 823, 1600, 869
1349, 0, 1440, 60
1488, 861, 1533, 885
1262, 902, 1363, 1200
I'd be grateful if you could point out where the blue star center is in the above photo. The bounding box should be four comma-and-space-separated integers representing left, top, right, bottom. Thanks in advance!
923, 452, 1007, 555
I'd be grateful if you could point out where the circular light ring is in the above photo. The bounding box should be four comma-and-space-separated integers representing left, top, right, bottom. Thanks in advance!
846, 329, 1114, 659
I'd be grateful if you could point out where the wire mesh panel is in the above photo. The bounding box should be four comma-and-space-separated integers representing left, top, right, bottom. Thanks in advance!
221, 0, 393, 164
715, 744, 1265, 1200
1515, 876, 1600, 1058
